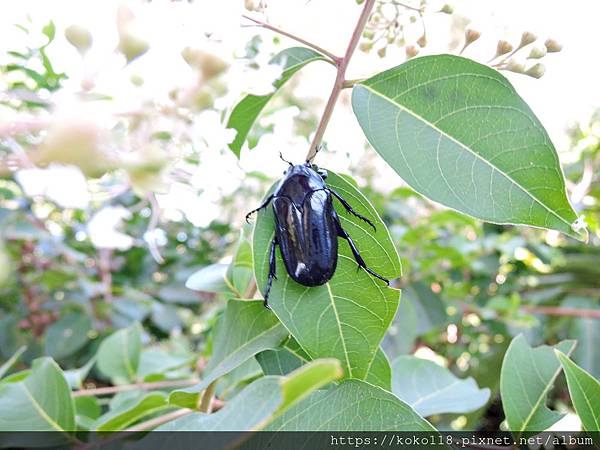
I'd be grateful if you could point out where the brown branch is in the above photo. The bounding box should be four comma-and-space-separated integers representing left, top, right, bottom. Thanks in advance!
125, 408, 193, 432
72, 378, 200, 397
305, 0, 377, 162
242, 15, 339, 62
521, 305, 600, 319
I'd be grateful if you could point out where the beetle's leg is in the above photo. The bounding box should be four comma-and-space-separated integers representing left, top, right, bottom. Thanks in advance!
263, 237, 278, 309
246, 194, 274, 223
328, 189, 377, 232
335, 217, 389, 285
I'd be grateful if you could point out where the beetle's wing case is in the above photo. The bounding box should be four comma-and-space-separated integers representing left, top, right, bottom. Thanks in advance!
272, 189, 338, 287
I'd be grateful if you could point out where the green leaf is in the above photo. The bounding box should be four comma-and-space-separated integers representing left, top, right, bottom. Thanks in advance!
564, 297, 600, 379
266, 379, 436, 431
352, 54, 581, 239
391, 356, 490, 416
227, 47, 329, 157
169, 299, 288, 408
0, 357, 75, 432
137, 348, 191, 381
185, 263, 231, 294
365, 347, 391, 391
94, 392, 169, 431
253, 171, 401, 379
0, 345, 26, 379
160, 359, 342, 432
500, 335, 575, 434
97, 323, 142, 385
44, 311, 91, 360
74, 396, 101, 430
256, 347, 305, 376
382, 294, 417, 357
64, 357, 96, 389
404, 282, 447, 335
555, 351, 600, 433
226, 229, 254, 295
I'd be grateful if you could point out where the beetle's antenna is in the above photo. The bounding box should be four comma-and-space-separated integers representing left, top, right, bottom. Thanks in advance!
279, 152, 293, 166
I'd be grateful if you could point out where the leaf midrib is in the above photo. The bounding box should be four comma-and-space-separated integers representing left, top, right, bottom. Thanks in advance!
357, 83, 574, 232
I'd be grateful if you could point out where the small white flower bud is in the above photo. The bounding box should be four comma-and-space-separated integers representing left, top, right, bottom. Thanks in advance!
528, 46, 546, 59
519, 31, 537, 47
405, 45, 419, 59
464, 29, 481, 45
496, 40, 513, 57
525, 63, 545, 78
440, 4, 453, 14
544, 38, 562, 53
417, 34, 427, 48
505, 59, 525, 74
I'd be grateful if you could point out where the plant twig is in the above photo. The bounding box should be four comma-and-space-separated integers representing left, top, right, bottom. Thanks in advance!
242, 14, 339, 62
305, 0, 377, 162
125, 408, 194, 432
72, 378, 200, 397
521, 305, 600, 319
199, 379, 218, 413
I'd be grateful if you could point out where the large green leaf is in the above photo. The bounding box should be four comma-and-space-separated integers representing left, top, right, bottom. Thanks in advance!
253, 171, 401, 380
169, 299, 288, 408
391, 356, 490, 416
227, 47, 329, 157
266, 379, 435, 431
555, 351, 600, 434
500, 335, 575, 434
160, 360, 342, 432
352, 54, 581, 238
96, 322, 142, 385
0, 357, 75, 432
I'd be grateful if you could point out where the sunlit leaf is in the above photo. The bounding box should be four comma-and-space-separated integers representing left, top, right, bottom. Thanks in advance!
352, 55, 582, 238
391, 356, 490, 416
253, 171, 401, 380
500, 335, 575, 435
227, 47, 329, 157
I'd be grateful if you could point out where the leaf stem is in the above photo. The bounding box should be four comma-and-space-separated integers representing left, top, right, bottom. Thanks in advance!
198, 379, 218, 413
305, 0, 377, 162
241, 15, 340, 63
72, 378, 200, 397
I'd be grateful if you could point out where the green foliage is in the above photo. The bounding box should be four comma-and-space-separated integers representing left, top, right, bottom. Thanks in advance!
500, 335, 575, 434
96, 322, 142, 385
0, 358, 75, 432
253, 171, 401, 379
556, 351, 600, 434
391, 355, 490, 416
352, 55, 582, 239
1, 6, 599, 443
226, 47, 329, 156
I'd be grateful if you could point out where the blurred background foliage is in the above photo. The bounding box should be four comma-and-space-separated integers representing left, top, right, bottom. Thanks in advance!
0, 0, 598, 432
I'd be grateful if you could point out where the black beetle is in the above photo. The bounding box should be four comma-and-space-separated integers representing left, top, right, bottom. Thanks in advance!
247, 155, 389, 308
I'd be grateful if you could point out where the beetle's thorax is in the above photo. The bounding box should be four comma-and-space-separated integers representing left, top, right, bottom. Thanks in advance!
275, 164, 326, 206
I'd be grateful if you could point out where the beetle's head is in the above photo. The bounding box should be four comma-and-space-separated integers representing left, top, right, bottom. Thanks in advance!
308, 163, 328, 180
